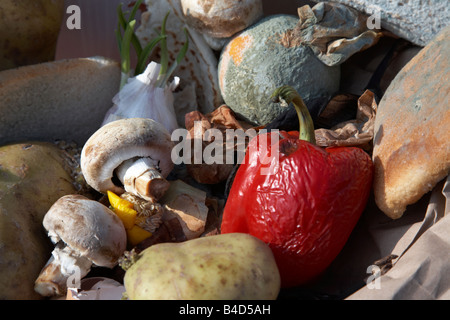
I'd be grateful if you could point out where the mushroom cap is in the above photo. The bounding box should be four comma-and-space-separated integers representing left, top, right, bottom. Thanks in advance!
181, 0, 263, 38
80, 118, 174, 195
43, 195, 127, 268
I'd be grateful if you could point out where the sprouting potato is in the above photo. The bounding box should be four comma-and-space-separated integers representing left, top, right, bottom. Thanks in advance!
123, 233, 281, 300
0, 142, 78, 299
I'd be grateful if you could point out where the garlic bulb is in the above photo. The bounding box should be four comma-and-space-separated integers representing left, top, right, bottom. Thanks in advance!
102, 61, 179, 133
101, 6, 188, 134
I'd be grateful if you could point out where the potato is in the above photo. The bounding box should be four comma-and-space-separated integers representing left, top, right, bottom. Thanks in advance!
0, 0, 65, 71
0, 142, 78, 299
123, 233, 280, 300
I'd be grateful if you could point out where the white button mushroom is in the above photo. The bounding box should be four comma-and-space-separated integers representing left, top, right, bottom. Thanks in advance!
34, 195, 127, 297
80, 118, 174, 202
180, 0, 263, 38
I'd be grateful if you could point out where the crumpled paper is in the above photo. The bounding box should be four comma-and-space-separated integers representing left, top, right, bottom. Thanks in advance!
315, 90, 377, 150
291, 2, 383, 66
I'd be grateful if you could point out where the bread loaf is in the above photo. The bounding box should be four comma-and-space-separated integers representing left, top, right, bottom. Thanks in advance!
0, 57, 120, 146
372, 26, 450, 219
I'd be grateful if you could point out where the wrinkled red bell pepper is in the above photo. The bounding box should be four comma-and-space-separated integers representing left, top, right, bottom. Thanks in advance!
221, 86, 373, 288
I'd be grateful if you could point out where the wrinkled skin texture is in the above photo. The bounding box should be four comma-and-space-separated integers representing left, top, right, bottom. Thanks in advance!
221, 131, 373, 287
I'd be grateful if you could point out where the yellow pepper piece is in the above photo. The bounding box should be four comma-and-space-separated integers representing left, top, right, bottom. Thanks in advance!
127, 225, 152, 247
107, 190, 137, 230
114, 206, 138, 230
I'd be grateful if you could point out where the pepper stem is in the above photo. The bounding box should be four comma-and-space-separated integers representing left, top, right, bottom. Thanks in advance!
271, 85, 316, 144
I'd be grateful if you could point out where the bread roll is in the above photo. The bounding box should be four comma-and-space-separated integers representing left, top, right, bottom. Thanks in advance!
372, 26, 450, 219
0, 57, 120, 146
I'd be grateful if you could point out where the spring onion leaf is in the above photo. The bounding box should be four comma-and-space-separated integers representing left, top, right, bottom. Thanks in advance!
135, 34, 165, 76
128, 0, 143, 24
156, 11, 171, 87
156, 12, 189, 88
117, 0, 143, 57
119, 19, 136, 89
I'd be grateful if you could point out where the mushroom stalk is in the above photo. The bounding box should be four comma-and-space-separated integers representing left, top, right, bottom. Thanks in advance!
115, 157, 170, 202
34, 243, 93, 297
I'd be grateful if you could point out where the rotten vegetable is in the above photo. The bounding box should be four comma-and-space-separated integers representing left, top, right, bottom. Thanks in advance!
34, 195, 127, 297
221, 85, 374, 287
218, 14, 340, 126
80, 118, 174, 202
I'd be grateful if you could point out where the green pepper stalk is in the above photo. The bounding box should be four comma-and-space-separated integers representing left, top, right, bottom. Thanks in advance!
271, 85, 316, 144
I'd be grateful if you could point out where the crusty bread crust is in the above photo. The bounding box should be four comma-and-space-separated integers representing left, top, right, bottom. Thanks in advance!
372, 26, 450, 219
0, 57, 120, 146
